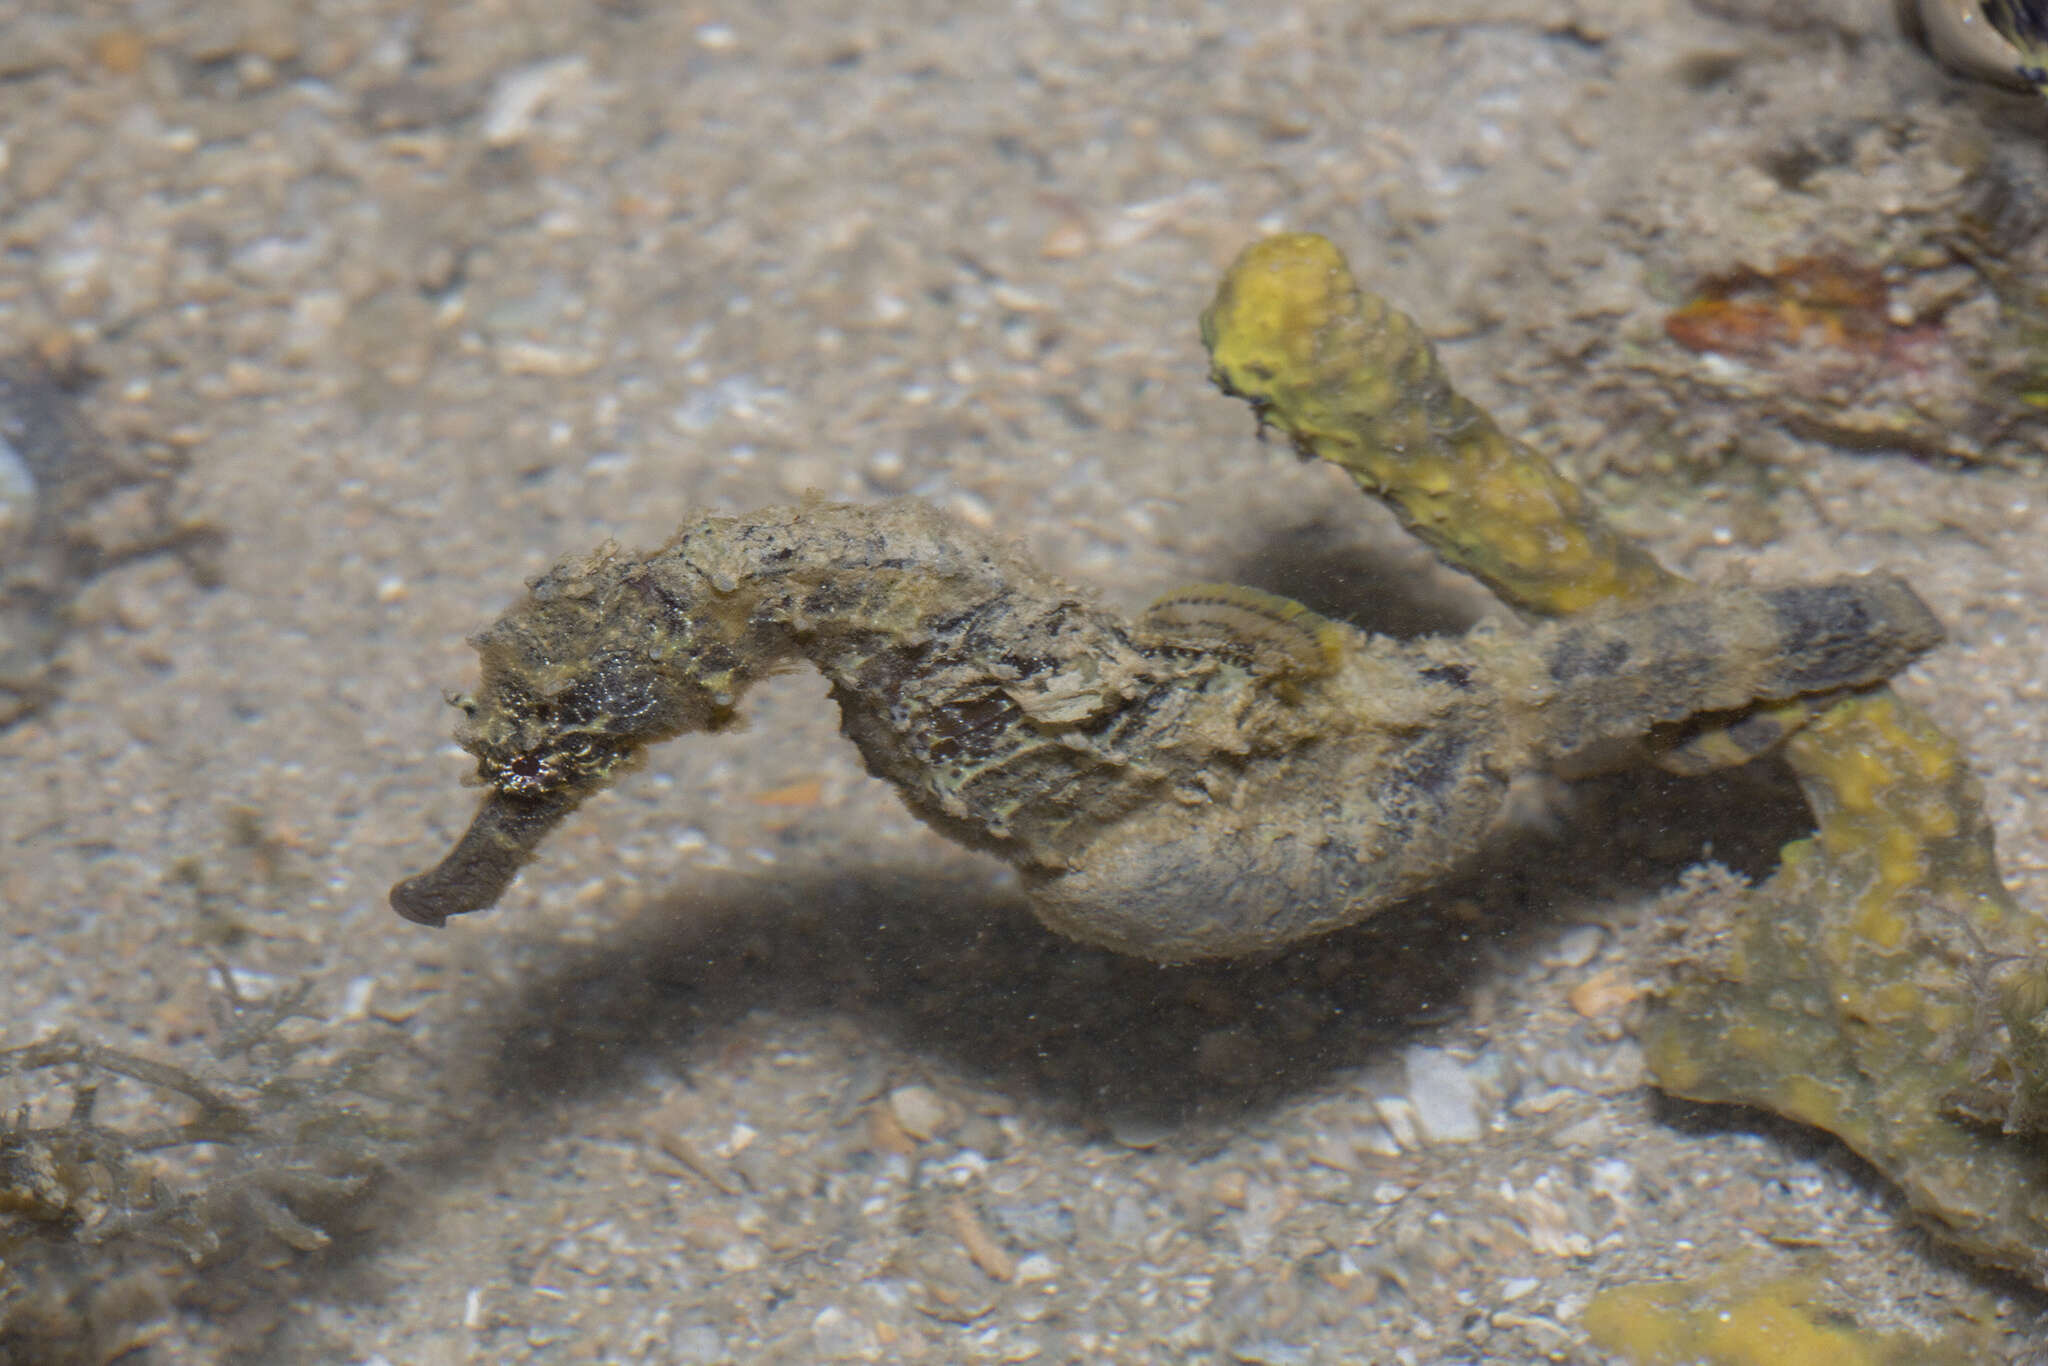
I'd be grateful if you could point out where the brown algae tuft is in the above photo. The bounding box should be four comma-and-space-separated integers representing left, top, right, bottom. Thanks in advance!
0, 1009, 416, 1360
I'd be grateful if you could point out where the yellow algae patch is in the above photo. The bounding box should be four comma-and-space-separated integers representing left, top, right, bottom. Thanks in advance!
1652, 683, 2048, 1279
1914, 797, 1959, 840
1582, 1271, 1985, 1366
1201, 234, 2048, 1280
1872, 980, 1923, 1021
1854, 883, 1912, 951
1203, 235, 1853, 782
1724, 1021, 1776, 1061
1647, 1034, 1707, 1091
1807, 743, 1889, 815
1773, 1073, 1850, 1133
1874, 825, 1926, 901
1202, 233, 1681, 620
1919, 997, 1969, 1038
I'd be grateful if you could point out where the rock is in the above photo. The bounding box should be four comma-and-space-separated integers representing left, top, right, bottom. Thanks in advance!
809, 1305, 881, 1361
481, 56, 592, 147
886, 1084, 956, 1142
1404, 1046, 1483, 1144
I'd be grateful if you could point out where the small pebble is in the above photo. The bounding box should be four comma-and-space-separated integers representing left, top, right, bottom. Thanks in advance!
92, 29, 148, 76
1354, 1123, 1404, 1158
481, 56, 591, 147
1013, 1253, 1057, 1284
809, 1305, 880, 1360
668, 1325, 727, 1365
948, 1198, 1016, 1282
1404, 1046, 1483, 1144
946, 490, 995, 531
0, 432, 35, 545
716, 1239, 764, 1273
1306, 1132, 1358, 1173
1569, 969, 1642, 1019
864, 1103, 918, 1157
1548, 924, 1605, 968
1039, 216, 1093, 258
864, 448, 908, 490
886, 1084, 955, 1142
1372, 1095, 1421, 1150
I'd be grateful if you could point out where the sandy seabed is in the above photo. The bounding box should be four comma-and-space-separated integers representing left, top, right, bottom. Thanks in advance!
5, 1, 2048, 1361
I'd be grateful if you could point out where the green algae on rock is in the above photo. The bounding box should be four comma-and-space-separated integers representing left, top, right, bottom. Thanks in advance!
1647, 693, 2048, 1282
1201, 232, 2048, 1284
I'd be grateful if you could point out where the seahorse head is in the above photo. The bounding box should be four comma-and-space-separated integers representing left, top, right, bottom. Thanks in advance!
451, 546, 737, 800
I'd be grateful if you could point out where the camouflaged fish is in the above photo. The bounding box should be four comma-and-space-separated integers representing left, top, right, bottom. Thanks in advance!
390, 475, 1939, 961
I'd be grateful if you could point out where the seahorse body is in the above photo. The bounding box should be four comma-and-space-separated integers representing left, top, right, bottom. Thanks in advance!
392, 499, 1939, 960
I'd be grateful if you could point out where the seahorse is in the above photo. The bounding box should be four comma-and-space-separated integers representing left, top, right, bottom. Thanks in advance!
390, 499, 1939, 961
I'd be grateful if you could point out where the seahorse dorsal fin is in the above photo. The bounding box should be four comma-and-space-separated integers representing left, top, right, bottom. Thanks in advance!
1137, 582, 1344, 679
